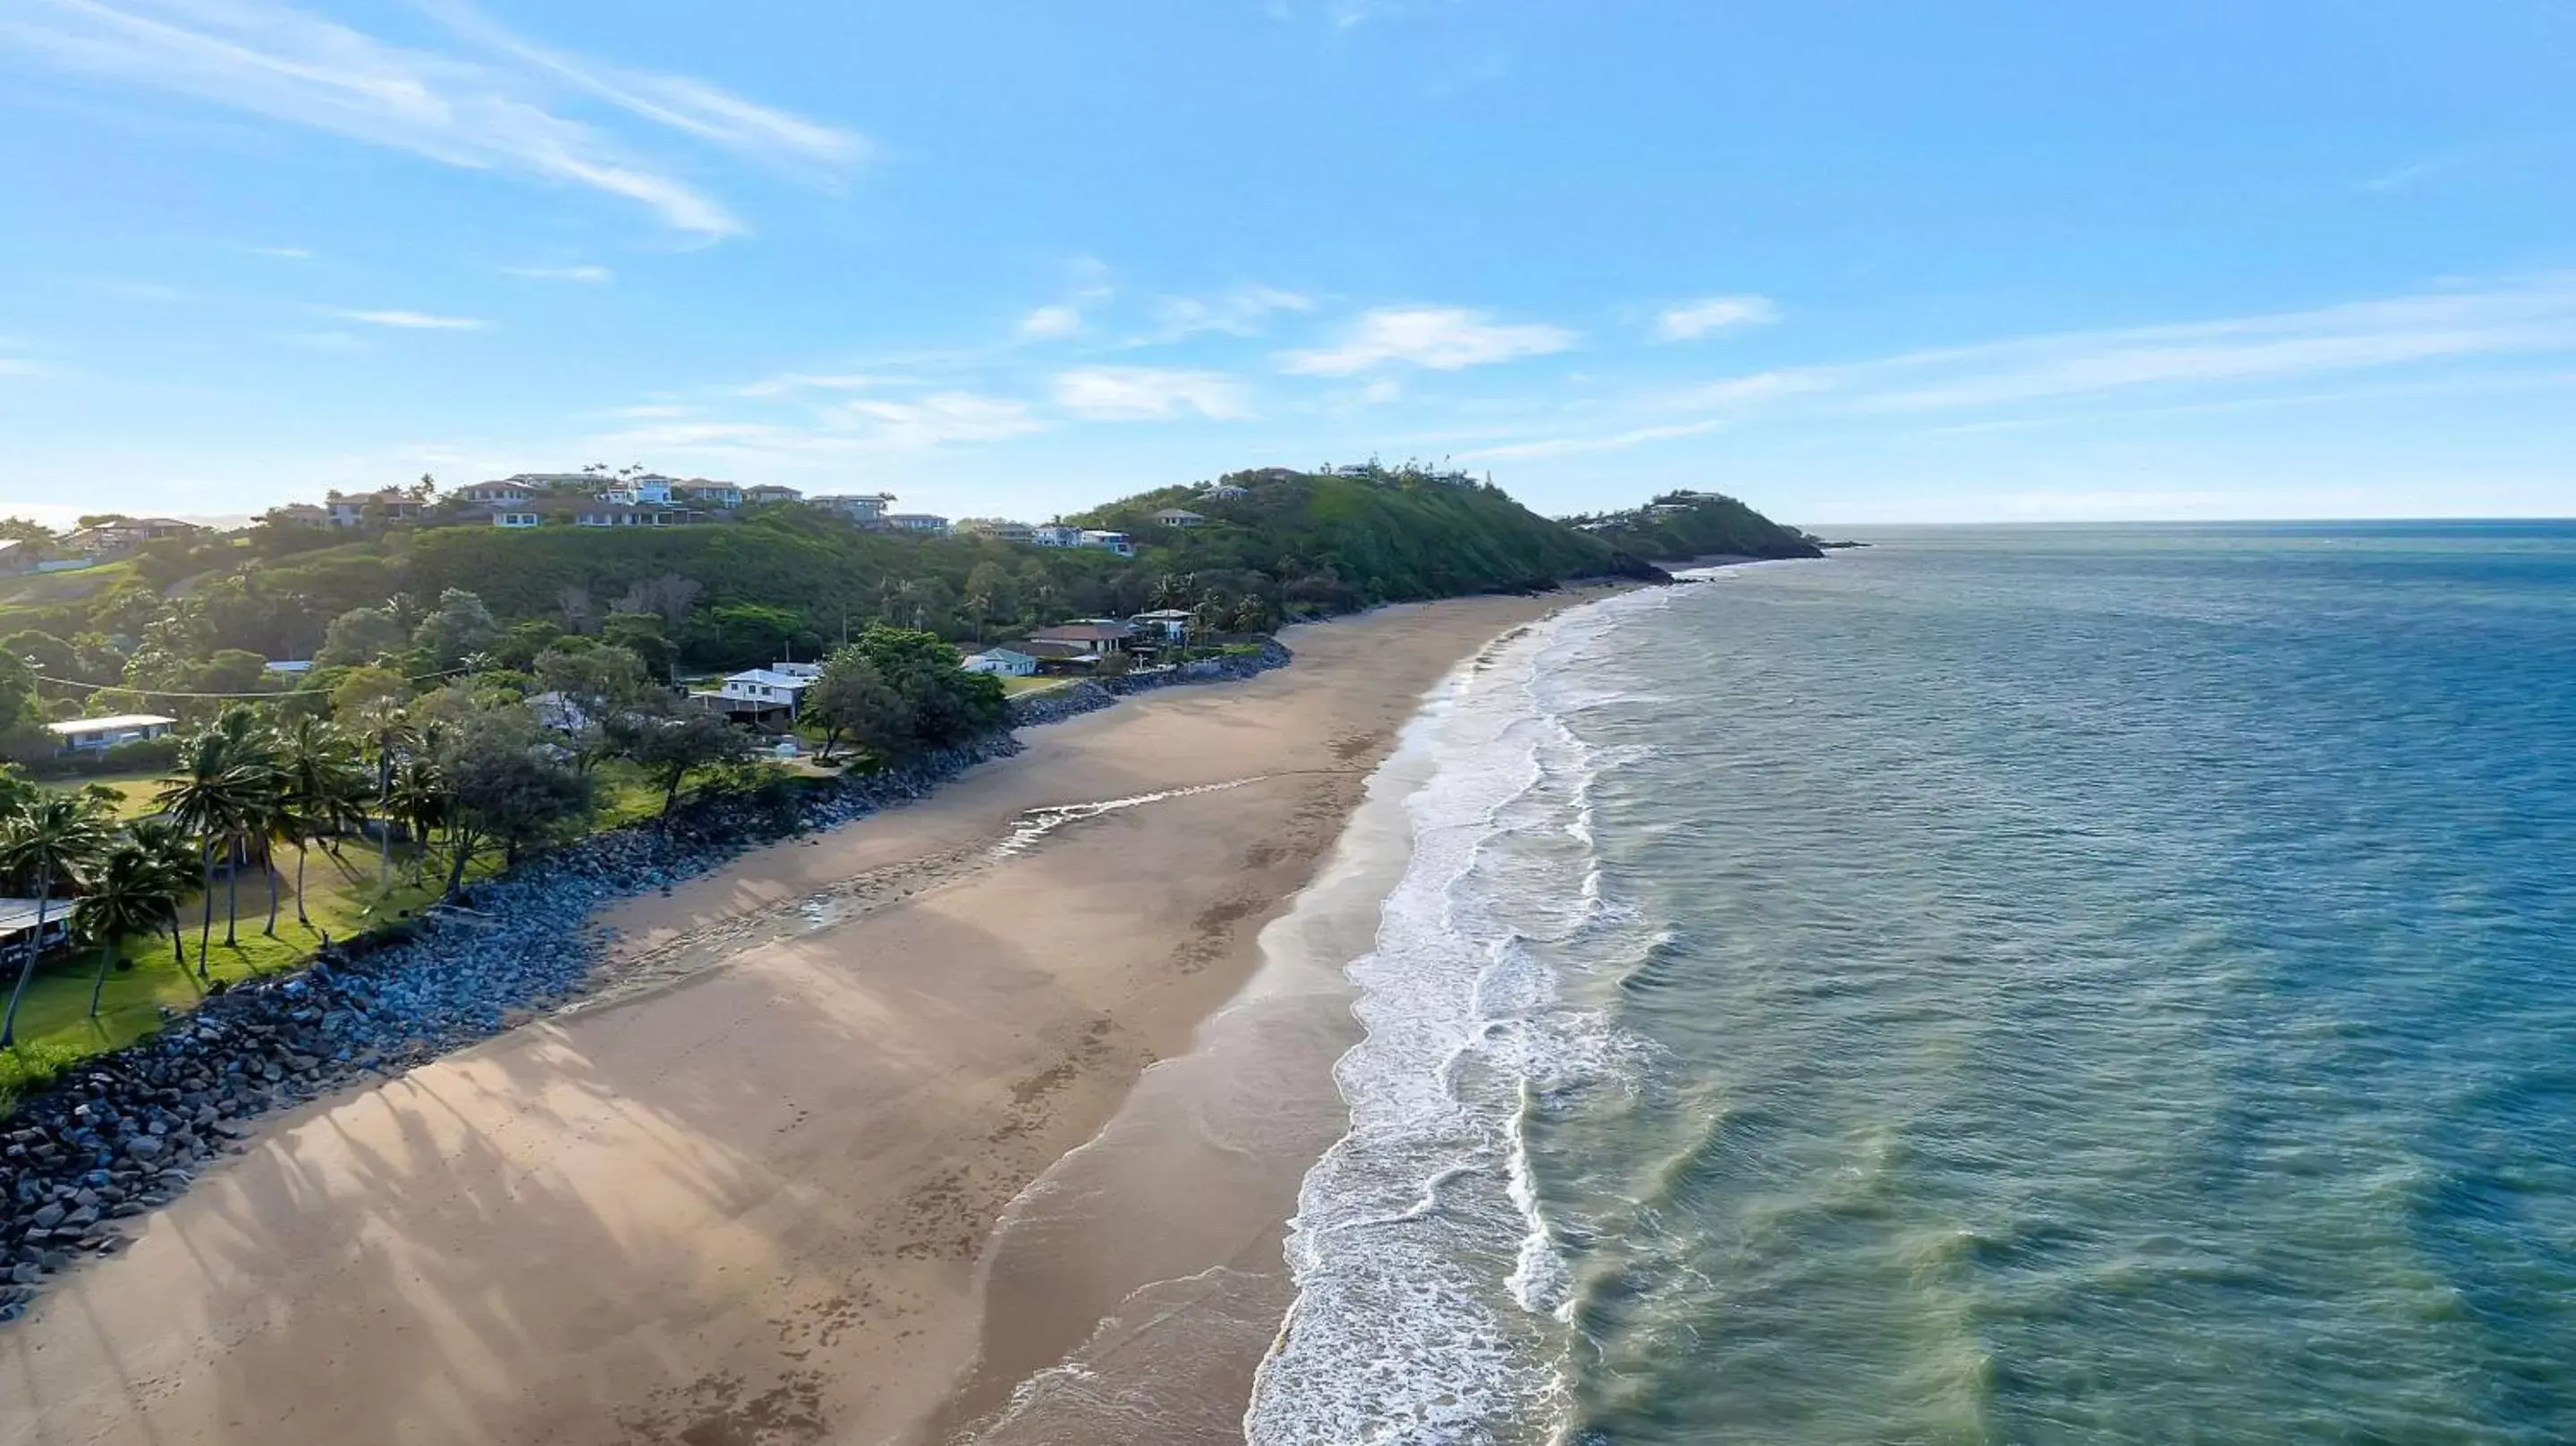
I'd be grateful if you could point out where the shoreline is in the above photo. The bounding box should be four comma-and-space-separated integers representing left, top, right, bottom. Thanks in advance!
0, 589, 1616, 1446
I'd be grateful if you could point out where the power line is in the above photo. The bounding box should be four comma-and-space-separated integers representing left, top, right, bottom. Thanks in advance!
27, 664, 471, 701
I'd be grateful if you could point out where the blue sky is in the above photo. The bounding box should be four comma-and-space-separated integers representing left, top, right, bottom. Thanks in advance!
2, 0, 2572, 528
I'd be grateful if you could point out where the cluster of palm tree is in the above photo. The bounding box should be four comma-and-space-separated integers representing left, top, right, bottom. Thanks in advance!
0, 707, 377, 1047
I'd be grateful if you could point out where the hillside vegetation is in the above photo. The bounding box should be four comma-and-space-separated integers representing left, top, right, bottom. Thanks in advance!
1561, 490, 1824, 562
0, 467, 1810, 729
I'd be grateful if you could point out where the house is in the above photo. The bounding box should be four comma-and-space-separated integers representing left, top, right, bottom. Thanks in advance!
262, 659, 314, 677
674, 480, 743, 509
743, 484, 804, 505
954, 518, 1036, 543
1012, 638, 1103, 672
493, 511, 545, 529
962, 647, 1038, 677
1030, 621, 1135, 655
325, 490, 419, 528
1150, 508, 1206, 529
1031, 524, 1083, 547
64, 524, 144, 557
1077, 529, 1135, 557
267, 503, 332, 529
811, 493, 896, 523
0, 898, 78, 961
136, 518, 202, 540
1129, 608, 1191, 642
48, 714, 176, 756
694, 665, 815, 729
575, 505, 705, 527
770, 660, 824, 681
882, 512, 951, 536
456, 481, 535, 505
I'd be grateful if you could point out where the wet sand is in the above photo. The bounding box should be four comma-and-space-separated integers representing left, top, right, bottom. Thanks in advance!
0, 592, 1599, 1446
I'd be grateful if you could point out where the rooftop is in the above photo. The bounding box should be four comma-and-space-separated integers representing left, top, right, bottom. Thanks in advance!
49, 714, 176, 736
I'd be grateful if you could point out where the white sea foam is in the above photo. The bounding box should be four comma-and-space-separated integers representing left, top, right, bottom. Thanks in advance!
1247, 588, 1677, 1446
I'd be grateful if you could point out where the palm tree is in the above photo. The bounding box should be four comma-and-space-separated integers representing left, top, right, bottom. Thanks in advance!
0, 792, 113, 1047
352, 699, 415, 887
157, 719, 264, 975
72, 835, 183, 1018
123, 816, 199, 969
208, 709, 284, 944
276, 717, 365, 929
388, 756, 448, 884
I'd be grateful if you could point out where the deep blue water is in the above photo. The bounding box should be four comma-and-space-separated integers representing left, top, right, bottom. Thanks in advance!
1252, 522, 2576, 1444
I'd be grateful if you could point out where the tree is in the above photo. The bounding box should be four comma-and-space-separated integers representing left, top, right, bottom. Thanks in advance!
124, 817, 199, 968
614, 711, 752, 819
686, 603, 813, 671
853, 625, 1005, 750
412, 588, 502, 671
0, 791, 112, 1045
435, 710, 592, 893
329, 664, 410, 721
155, 709, 280, 973
73, 835, 184, 1017
387, 756, 447, 884
278, 716, 368, 929
533, 644, 655, 768
0, 650, 51, 762
316, 606, 409, 668
803, 650, 907, 764
600, 613, 676, 682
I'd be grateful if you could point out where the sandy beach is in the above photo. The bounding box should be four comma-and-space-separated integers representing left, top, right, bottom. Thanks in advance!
0, 591, 1594, 1446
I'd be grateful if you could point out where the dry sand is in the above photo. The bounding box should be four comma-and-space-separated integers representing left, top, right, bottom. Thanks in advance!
0, 592, 1595, 1446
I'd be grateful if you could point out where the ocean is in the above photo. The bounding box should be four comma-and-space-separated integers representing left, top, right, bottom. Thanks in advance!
1247, 523, 2576, 1444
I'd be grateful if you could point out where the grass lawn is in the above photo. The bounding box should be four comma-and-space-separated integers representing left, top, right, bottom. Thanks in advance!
1000, 674, 1074, 695
39, 770, 175, 820
2, 841, 457, 1096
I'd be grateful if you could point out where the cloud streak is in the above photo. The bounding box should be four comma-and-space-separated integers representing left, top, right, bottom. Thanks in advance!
1053, 367, 1252, 420
1655, 295, 1780, 342
506, 264, 612, 283
0, 0, 863, 236
329, 309, 489, 330
1282, 305, 1575, 375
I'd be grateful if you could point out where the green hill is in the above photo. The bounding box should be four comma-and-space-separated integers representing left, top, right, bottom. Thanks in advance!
1560, 490, 1825, 563
0, 467, 1809, 698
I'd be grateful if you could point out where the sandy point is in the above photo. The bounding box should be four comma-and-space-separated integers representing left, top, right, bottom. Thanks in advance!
0, 591, 1611, 1446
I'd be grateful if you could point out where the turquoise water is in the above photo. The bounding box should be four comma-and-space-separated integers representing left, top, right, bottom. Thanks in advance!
1251, 524, 2576, 1444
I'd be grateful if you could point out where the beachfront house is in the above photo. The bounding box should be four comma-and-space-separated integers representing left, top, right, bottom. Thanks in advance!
962, 647, 1039, 677
1030, 621, 1136, 656
47, 714, 176, 756
0, 897, 77, 963
1129, 608, 1191, 643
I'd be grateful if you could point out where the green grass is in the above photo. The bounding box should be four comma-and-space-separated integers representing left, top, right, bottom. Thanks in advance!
1, 842, 453, 1103
40, 770, 174, 820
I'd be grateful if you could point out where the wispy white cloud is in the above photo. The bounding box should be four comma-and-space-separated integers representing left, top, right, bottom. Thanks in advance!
243, 244, 312, 260
1654, 294, 1780, 342
1052, 367, 1252, 420
0, 0, 863, 237
2360, 155, 2466, 194
1144, 284, 1313, 342
823, 392, 1046, 448
506, 264, 612, 283
328, 308, 489, 330
726, 371, 889, 398
1659, 275, 2576, 419
1282, 305, 1576, 375
1462, 419, 1726, 461
1018, 305, 1084, 341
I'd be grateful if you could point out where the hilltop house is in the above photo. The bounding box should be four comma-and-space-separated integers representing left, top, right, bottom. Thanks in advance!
326, 490, 421, 528
1031, 524, 1082, 547
882, 512, 951, 536
267, 503, 332, 529
455, 481, 535, 505
1149, 508, 1206, 528
1077, 529, 1135, 557
954, 518, 1036, 543
743, 484, 804, 505
811, 494, 895, 524
575, 504, 708, 528
674, 480, 743, 509
492, 510, 545, 529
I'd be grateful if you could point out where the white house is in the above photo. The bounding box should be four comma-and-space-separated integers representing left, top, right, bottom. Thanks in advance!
675, 481, 743, 509
962, 647, 1039, 677
48, 714, 176, 756
1030, 621, 1135, 655
457, 481, 534, 505
576, 505, 701, 527
743, 484, 804, 505
1077, 529, 1136, 557
1150, 508, 1206, 528
771, 660, 823, 681
882, 512, 951, 535
493, 511, 544, 529
1031, 524, 1083, 547
719, 667, 816, 709
1130, 608, 1191, 642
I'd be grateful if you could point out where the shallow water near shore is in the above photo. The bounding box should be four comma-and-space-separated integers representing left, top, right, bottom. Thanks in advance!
1241, 523, 2576, 1443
